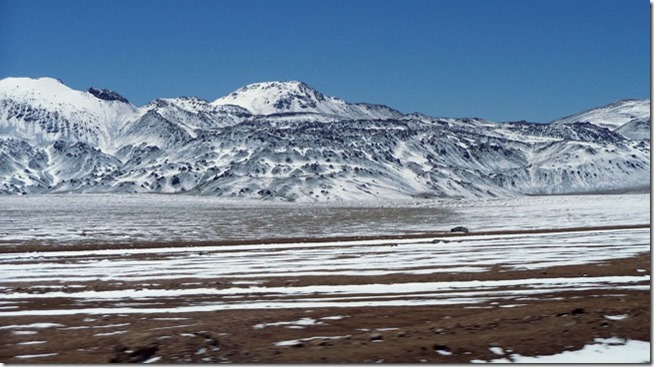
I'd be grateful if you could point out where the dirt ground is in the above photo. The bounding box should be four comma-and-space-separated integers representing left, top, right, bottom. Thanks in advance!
0, 248, 649, 364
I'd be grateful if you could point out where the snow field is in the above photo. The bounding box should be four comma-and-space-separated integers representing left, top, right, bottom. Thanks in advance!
0, 224, 649, 317
0, 193, 648, 245
472, 338, 650, 363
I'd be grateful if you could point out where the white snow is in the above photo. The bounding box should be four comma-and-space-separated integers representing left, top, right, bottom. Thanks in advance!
604, 314, 628, 321
0, 77, 139, 152
0, 275, 646, 317
551, 99, 650, 131
472, 338, 650, 363
92, 322, 130, 328
0, 322, 64, 329
489, 346, 505, 355
0, 193, 649, 318
14, 353, 58, 359
0, 226, 648, 286
93, 330, 127, 336
58, 326, 90, 330
142, 356, 161, 363
274, 334, 350, 347
17, 340, 47, 345
212, 81, 400, 119
499, 304, 526, 308
0, 193, 647, 245
0, 77, 648, 200
253, 317, 322, 330
12, 330, 37, 335
320, 315, 348, 320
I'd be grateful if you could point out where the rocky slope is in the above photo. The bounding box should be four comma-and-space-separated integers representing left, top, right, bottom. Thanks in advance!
0, 77, 649, 200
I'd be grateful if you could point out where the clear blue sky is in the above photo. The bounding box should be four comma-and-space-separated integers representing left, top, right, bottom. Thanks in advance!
0, 0, 649, 122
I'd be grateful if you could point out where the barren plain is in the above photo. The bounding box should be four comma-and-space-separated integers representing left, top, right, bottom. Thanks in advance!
0, 194, 650, 363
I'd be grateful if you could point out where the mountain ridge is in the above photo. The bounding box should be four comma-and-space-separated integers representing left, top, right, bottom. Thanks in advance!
550, 99, 650, 130
212, 80, 404, 120
0, 76, 649, 200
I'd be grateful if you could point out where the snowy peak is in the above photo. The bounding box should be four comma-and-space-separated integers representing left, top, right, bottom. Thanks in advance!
0, 76, 65, 89
0, 77, 138, 150
212, 80, 402, 120
212, 81, 327, 115
0, 77, 77, 105
551, 99, 650, 131
0, 77, 131, 111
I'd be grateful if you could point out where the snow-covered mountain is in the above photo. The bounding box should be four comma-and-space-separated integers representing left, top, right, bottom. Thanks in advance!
615, 118, 651, 141
212, 81, 402, 120
0, 77, 650, 200
0, 78, 140, 153
551, 99, 650, 129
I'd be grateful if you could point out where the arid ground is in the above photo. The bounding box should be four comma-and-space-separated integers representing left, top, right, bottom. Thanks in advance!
0, 225, 650, 363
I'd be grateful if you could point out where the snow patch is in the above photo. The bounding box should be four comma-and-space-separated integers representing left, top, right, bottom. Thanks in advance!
604, 314, 628, 321
472, 338, 650, 363
0, 322, 64, 329
253, 317, 322, 330
274, 335, 350, 347
14, 352, 58, 359
17, 340, 47, 345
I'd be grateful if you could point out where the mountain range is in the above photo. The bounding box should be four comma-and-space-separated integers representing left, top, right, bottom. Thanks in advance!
0, 77, 650, 201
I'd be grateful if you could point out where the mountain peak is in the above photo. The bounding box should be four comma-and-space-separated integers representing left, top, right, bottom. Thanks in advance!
0, 76, 69, 95
239, 80, 311, 90
223, 80, 318, 97
212, 80, 401, 120
212, 80, 328, 115
225, 80, 324, 102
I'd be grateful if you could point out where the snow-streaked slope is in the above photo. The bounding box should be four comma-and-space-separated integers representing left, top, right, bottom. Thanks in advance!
212, 81, 402, 120
0, 77, 139, 151
551, 99, 650, 133
490, 140, 649, 195
615, 118, 651, 141
0, 76, 650, 199
142, 97, 252, 134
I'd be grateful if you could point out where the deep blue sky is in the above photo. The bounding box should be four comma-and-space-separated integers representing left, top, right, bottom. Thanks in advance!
0, 0, 649, 122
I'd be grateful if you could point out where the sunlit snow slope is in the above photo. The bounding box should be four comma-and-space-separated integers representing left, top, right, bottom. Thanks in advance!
551, 99, 650, 132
